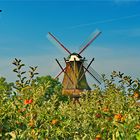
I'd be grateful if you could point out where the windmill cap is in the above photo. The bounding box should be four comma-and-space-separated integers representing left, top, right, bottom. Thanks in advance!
67, 52, 85, 61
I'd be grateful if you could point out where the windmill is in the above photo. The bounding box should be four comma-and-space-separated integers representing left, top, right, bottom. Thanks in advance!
47, 30, 102, 98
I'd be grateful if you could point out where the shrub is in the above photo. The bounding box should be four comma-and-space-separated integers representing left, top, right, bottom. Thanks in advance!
0, 59, 140, 139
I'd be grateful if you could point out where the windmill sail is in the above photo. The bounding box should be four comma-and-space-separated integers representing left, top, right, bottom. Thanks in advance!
83, 62, 103, 84
78, 58, 94, 83
78, 29, 101, 54
47, 32, 71, 54
55, 68, 66, 79
55, 59, 73, 84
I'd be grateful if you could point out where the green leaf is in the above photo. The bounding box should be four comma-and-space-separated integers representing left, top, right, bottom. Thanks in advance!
13, 68, 18, 73
21, 77, 26, 83
34, 73, 39, 75
29, 66, 34, 71
17, 74, 21, 78
15, 58, 18, 62
12, 61, 17, 66
21, 71, 26, 75
18, 64, 25, 70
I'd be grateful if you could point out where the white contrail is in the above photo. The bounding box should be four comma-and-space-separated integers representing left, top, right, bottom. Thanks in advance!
69, 14, 140, 29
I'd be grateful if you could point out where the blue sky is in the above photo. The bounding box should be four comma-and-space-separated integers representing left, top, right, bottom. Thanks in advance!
0, 0, 140, 83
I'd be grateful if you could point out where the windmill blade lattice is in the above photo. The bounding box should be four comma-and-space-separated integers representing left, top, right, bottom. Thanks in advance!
55, 59, 73, 84
78, 58, 94, 83
83, 62, 103, 84
78, 29, 101, 55
47, 32, 71, 54
55, 68, 66, 79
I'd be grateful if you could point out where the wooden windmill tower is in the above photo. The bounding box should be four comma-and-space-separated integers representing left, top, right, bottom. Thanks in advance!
47, 30, 102, 97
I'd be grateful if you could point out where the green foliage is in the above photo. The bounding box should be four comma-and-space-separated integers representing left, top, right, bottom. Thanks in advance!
0, 60, 140, 139
36, 75, 70, 104
36, 76, 62, 99
0, 77, 13, 96
12, 58, 39, 92
0, 77, 13, 108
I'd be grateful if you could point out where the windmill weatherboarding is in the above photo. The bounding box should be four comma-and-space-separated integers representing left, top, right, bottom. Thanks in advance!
47, 30, 102, 97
